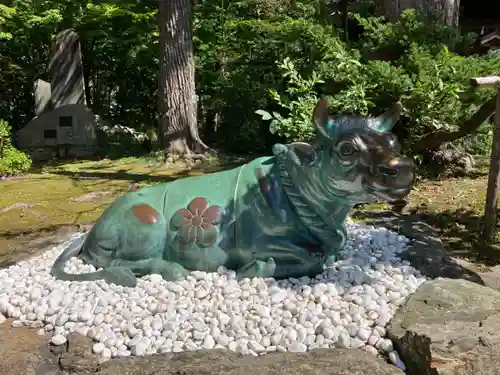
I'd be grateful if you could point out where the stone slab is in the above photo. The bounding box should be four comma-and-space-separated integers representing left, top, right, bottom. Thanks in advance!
0, 320, 404, 375
49, 29, 86, 108
33, 79, 52, 116
388, 278, 500, 375
93, 349, 404, 375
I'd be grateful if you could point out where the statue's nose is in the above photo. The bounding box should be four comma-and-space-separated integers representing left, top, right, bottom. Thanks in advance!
377, 157, 415, 186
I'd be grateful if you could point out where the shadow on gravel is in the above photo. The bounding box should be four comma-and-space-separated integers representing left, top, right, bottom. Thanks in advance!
351, 210, 485, 286
353, 206, 500, 267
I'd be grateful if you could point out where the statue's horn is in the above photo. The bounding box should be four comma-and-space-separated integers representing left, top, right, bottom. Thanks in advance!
369, 102, 403, 133
312, 99, 333, 138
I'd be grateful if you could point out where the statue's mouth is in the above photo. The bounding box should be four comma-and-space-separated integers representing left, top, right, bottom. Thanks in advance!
360, 157, 415, 202
362, 178, 413, 202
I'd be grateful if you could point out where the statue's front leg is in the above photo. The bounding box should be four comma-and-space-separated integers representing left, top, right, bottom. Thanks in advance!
235, 237, 324, 280
235, 258, 276, 279
323, 225, 348, 265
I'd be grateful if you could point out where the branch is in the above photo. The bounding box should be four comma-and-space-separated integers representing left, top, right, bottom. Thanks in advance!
412, 96, 497, 153
471, 76, 500, 88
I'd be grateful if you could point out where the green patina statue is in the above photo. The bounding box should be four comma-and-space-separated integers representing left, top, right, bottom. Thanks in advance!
51, 99, 415, 287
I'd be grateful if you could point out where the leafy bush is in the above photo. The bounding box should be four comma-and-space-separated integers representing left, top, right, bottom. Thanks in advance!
256, 57, 323, 141
354, 11, 499, 150
254, 9, 500, 153
463, 124, 494, 156
0, 120, 32, 176
195, 16, 358, 151
2, 1, 499, 159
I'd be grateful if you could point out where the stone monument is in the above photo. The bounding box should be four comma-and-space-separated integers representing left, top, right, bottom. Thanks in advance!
33, 79, 52, 116
49, 29, 87, 108
16, 29, 96, 161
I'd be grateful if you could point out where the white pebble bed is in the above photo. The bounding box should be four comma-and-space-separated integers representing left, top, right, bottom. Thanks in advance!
0, 221, 426, 370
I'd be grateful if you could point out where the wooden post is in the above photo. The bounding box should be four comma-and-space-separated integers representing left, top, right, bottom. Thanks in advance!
471, 76, 500, 242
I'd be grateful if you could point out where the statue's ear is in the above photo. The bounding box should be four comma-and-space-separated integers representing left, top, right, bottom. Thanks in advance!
312, 99, 334, 139
369, 102, 403, 132
288, 142, 317, 167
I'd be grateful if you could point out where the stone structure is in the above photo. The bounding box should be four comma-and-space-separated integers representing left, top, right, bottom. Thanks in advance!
50, 99, 416, 287
388, 278, 500, 375
16, 29, 96, 161
49, 29, 87, 108
33, 79, 53, 116
17, 104, 96, 160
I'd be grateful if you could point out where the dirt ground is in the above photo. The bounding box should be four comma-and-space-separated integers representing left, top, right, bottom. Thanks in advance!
1, 154, 499, 269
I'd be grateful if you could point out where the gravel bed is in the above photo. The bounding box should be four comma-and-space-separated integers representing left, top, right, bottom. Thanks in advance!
0, 220, 425, 371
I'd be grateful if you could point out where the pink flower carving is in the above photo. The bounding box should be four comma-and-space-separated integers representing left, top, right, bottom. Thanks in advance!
170, 197, 222, 248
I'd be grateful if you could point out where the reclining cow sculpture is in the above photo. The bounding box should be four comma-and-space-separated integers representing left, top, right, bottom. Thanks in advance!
51, 99, 415, 287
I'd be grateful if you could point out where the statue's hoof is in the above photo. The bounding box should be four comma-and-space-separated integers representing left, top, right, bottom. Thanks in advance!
237, 258, 276, 279
262, 257, 276, 278
102, 267, 137, 288
156, 262, 188, 281
324, 255, 336, 267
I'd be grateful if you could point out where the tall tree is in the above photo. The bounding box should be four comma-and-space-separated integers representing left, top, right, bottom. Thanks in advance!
158, 0, 209, 160
375, 0, 460, 25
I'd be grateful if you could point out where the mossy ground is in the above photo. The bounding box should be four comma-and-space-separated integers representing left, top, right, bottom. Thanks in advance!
0, 155, 243, 260
1, 154, 500, 267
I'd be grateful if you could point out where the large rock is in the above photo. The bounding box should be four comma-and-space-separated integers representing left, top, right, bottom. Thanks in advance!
0, 322, 60, 375
0, 319, 404, 375
0, 324, 405, 375
57, 334, 404, 375
89, 348, 404, 375
388, 278, 500, 375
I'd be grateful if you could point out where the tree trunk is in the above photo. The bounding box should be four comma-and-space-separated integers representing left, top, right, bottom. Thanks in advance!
412, 97, 497, 152
376, 0, 460, 25
158, 0, 210, 160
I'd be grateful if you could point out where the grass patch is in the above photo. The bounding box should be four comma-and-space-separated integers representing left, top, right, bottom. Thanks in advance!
0, 155, 248, 259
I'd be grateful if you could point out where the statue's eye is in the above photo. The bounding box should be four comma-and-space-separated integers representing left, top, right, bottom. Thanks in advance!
338, 142, 357, 158
386, 134, 396, 145
386, 134, 401, 151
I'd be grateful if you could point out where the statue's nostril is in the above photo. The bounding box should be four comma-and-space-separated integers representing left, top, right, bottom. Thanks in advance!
378, 165, 398, 177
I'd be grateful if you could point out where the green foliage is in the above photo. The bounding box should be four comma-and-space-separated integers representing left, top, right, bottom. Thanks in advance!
1, 0, 499, 157
355, 9, 472, 58
255, 9, 499, 150
352, 11, 499, 147
463, 124, 494, 156
0, 120, 32, 176
0, 147, 32, 176
256, 57, 323, 141
194, 15, 358, 150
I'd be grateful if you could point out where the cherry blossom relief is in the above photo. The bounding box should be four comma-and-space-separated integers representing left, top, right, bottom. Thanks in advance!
170, 197, 222, 248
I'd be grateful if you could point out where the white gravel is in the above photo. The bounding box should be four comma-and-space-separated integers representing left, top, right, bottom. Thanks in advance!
0, 220, 426, 370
